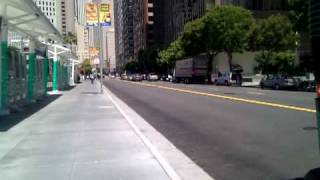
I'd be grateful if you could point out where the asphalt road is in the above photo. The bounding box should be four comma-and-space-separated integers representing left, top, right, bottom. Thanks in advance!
104, 79, 319, 180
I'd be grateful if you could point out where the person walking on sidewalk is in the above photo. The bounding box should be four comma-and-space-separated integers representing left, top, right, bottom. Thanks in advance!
90, 74, 95, 84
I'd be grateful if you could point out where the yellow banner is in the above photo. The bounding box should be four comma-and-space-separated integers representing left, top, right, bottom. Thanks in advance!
99, 3, 111, 26
85, 3, 98, 26
89, 47, 99, 56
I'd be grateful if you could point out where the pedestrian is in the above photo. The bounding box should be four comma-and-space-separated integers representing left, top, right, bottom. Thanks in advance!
90, 74, 95, 84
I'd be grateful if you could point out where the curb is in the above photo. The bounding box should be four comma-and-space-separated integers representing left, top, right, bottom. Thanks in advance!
101, 81, 215, 180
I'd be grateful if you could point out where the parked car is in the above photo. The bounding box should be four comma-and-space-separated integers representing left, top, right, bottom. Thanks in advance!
167, 74, 173, 82
147, 73, 159, 81
160, 75, 167, 81
132, 74, 143, 81
110, 74, 116, 79
298, 80, 316, 92
260, 75, 299, 90
128, 74, 134, 81
213, 72, 234, 86
121, 74, 128, 80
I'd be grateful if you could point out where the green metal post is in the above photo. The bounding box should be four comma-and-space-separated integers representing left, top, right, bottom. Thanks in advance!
27, 41, 35, 102
0, 28, 8, 110
43, 57, 48, 95
52, 59, 58, 91
58, 61, 61, 90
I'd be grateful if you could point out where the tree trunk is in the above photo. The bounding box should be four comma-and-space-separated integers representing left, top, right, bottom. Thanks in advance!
207, 54, 214, 84
227, 52, 233, 73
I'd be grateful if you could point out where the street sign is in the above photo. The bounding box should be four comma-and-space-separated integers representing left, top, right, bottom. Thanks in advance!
99, 3, 112, 27
85, 3, 98, 26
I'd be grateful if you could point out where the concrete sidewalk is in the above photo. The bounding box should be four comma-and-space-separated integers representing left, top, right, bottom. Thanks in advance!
0, 81, 171, 180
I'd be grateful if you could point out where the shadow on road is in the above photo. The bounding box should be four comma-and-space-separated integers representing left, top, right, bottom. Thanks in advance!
0, 94, 61, 132
286, 167, 320, 180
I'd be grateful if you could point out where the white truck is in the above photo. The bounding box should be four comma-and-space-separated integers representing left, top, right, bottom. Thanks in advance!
174, 55, 208, 84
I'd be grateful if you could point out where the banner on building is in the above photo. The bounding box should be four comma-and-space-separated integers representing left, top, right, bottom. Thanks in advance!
89, 47, 99, 56
99, 3, 112, 27
85, 3, 98, 26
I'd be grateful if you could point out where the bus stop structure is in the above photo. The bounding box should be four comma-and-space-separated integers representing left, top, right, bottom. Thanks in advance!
0, 0, 72, 115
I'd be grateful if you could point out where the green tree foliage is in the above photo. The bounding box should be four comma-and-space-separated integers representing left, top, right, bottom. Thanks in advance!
63, 32, 77, 45
255, 51, 296, 75
288, 0, 309, 33
82, 59, 92, 75
257, 15, 297, 52
253, 15, 298, 74
159, 38, 185, 68
124, 61, 139, 73
125, 46, 164, 74
180, 18, 206, 57
159, 5, 255, 81
205, 6, 254, 72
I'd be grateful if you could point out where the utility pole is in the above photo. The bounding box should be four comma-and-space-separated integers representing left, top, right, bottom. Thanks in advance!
97, 0, 103, 93
310, 0, 320, 150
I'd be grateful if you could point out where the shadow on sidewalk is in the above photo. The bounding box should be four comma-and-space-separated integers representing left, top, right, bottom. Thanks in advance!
0, 94, 61, 132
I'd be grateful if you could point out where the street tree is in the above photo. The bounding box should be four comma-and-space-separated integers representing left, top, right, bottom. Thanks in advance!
253, 15, 298, 74
82, 59, 92, 76
205, 6, 254, 72
180, 15, 220, 82
124, 61, 139, 73
159, 38, 186, 70
288, 0, 309, 33
63, 32, 77, 45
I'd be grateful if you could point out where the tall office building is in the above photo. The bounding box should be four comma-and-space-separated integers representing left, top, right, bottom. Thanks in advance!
33, 0, 62, 33
75, 0, 92, 62
114, 0, 124, 69
60, 0, 76, 36
114, 0, 134, 70
153, 0, 207, 46
114, 0, 207, 70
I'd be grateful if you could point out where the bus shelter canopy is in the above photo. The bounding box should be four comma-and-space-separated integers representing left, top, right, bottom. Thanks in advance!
0, 0, 61, 41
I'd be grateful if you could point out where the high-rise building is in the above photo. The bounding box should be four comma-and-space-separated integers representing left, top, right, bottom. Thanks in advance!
114, 0, 207, 70
60, 0, 76, 36
153, 0, 207, 46
114, 0, 134, 70
75, 0, 92, 62
114, 0, 124, 69
33, 0, 62, 32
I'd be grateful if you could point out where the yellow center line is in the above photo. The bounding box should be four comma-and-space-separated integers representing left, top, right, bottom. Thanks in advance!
123, 80, 316, 113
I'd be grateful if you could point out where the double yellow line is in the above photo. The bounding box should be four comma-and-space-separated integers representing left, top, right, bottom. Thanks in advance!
125, 81, 316, 113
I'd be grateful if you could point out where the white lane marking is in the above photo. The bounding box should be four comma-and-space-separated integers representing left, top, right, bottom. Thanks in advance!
102, 84, 182, 180
97, 106, 114, 109
210, 88, 219, 91
247, 91, 265, 95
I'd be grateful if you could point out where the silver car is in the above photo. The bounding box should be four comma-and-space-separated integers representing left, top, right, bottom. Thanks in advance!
260, 75, 298, 90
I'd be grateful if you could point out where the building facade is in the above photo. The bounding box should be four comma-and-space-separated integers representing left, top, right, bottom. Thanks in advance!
153, 0, 207, 46
60, 0, 76, 36
33, 0, 62, 33
114, 0, 134, 70
75, 0, 91, 62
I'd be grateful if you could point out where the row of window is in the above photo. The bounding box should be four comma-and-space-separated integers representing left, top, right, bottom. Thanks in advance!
41, 7, 55, 12
36, 0, 55, 7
